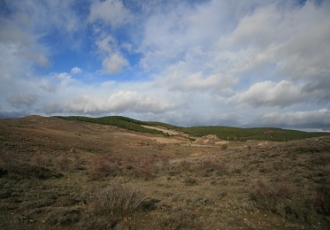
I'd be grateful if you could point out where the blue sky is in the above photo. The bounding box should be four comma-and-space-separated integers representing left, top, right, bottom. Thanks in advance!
1, 0, 330, 131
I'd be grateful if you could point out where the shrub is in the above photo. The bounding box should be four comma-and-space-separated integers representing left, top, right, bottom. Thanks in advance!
158, 210, 201, 229
87, 155, 119, 179
45, 207, 81, 226
184, 177, 198, 186
250, 180, 294, 210
179, 160, 193, 172
221, 143, 228, 150
136, 156, 155, 180
214, 161, 229, 176
89, 183, 146, 219
314, 185, 330, 215
54, 156, 71, 170
198, 160, 228, 176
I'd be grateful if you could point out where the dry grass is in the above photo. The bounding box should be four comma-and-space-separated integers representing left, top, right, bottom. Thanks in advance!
1, 117, 330, 229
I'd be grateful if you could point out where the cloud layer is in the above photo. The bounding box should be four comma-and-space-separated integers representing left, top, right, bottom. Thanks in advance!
1, 0, 330, 131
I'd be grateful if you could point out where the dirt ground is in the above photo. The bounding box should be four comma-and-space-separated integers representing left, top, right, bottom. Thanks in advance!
0, 116, 330, 229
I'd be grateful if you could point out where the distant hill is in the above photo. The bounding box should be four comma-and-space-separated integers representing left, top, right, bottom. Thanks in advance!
55, 116, 330, 142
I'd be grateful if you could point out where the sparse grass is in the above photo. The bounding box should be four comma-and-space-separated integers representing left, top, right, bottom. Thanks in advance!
1, 116, 330, 229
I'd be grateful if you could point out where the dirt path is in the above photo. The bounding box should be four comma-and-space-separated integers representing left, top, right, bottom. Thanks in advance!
141, 125, 180, 135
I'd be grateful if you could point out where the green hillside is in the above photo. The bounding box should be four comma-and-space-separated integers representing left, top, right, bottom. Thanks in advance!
177, 126, 330, 141
56, 116, 330, 141
55, 116, 165, 135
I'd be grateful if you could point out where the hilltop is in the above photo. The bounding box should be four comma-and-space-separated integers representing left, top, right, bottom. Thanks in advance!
56, 115, 330, 142
0, 115, 329, 229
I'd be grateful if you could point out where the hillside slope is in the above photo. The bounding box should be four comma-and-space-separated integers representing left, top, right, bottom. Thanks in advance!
56, 115, 330, 142
0, 116, 329, 229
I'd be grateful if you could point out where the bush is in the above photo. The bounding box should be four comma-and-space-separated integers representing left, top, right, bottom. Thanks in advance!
45, 207, 82, 226
221, 143, 228, 150
158, 210, 201, 229
184, 177, 198, 186
89, 183, 146, 219
199, 160, 228, 176
250, 180, 294, 210
54, 156, 71, 170
314, 185, 330, 215
136, 156, 156, 180
87, 155, 119, 179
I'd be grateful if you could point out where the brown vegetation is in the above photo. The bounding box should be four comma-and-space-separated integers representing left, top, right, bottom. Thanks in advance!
0, 116, 330, 229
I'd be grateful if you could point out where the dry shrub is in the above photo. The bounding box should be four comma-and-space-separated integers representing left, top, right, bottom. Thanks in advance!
89, 183, 146, 219
87, 155, 119, 179
0, 152, 15, 168
221, 143, 228, 150
184, 177, 198, 186
72, 154, 85, 170
214, 161, 229, 176
32, 154, 52, 168
158, 210, 201, 229
227, 216, 249, 228
250, 180, 294, 210
309, 153, 330, 166
54, 155, 71, 170
179, 160, 193, 172
136, 156, 156, 180
9, 163, 63, 179
314, 185, 330, 215
199, 160, 228, 176
45, 207, 82, 226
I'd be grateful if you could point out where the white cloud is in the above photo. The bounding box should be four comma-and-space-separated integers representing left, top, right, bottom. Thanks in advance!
229, 80, 307, 107
1, 0, 330, 131
44, 90, 176, 115
94, 35, 130, 74
70, 67, 82, 74
95, 35, 115, 53
7, 93, 38, 107
89, 0, 132, 27
102, 53, 128, 74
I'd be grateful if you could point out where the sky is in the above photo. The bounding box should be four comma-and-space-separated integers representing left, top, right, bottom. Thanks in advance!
1, 0, 330, 131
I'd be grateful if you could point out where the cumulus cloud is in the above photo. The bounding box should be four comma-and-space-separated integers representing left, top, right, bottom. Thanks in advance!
94, 35, 129, 74
0, 16, 49, 81
102, 53, 128, 74
7, 93, 38, 107
1, 0, 330, 131
70, 67, 82, 74
228, 80, 307, 107
44, 90, 176, 115
89, 0, 132, 27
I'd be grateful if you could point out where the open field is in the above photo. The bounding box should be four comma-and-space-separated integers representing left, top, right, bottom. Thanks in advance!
1, 115, 330, 229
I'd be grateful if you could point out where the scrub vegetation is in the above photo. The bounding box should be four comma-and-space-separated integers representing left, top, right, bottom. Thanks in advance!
1, 115, 330, 229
